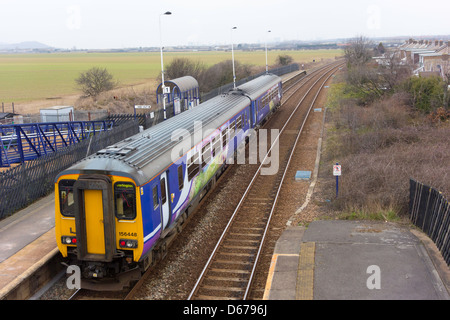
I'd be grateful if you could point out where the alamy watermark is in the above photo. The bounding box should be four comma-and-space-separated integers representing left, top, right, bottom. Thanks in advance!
170, 121, 280, 175
66, 265, 81, 290
366, 265, 381, 290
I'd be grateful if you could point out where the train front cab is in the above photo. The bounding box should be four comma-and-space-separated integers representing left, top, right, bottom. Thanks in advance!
55, 173, 144, 287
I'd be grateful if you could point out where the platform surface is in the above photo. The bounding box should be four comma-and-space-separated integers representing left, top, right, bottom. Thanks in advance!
265, 220, 450, 300
0, 194, 56, 295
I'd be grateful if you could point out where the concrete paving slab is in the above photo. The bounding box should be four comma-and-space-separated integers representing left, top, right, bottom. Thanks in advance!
0, 194, 55, 263
265, 220, 450, 300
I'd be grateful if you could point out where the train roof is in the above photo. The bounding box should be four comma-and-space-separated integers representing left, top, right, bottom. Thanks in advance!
57, 74, 281, 185
235, 73, 281, 99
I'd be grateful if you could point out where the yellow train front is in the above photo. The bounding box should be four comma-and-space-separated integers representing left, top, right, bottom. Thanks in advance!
55, 171, 145, 290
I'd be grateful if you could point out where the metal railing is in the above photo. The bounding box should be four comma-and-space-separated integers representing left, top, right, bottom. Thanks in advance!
409, 179, 450, 265
0, 120, 139, 219
0, 120, 115, 167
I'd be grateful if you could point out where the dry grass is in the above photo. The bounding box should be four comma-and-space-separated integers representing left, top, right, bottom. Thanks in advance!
321, 91, 450, 217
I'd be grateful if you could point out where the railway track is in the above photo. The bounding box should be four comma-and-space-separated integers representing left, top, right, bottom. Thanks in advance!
37, 61, 342, 301
188, 62, 343, 300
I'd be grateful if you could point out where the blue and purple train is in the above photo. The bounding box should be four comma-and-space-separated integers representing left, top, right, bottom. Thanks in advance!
55, 74, 282, 289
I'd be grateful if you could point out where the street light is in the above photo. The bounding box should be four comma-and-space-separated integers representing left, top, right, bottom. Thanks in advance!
231, 26, 237, 89
159, 11, 172, 120
265, 30, 271, 74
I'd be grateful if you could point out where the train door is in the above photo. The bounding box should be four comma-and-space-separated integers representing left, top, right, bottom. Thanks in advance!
251, 99, 258, 127
73, 175, 116, 262
160, 171, 170, 230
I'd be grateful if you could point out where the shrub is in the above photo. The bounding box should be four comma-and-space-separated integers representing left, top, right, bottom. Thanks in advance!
276, 54, 294, 66
165, 58, 205, 81
401, 76, 447, 112
322, 90, 450, 216
76, 67, 117, 98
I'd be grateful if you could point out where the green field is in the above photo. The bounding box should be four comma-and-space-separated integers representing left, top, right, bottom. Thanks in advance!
0, 49, 342, 103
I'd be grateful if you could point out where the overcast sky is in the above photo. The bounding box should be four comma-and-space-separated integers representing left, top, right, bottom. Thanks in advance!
0, 0, 449, 49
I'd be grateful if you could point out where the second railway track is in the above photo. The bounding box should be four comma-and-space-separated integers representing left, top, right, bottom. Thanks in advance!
188, 62, 343, 300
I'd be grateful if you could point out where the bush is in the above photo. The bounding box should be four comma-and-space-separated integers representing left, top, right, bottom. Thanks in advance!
401, 76, 447, 112
165, 58, 205, 81
76, 67, 117, 98
322, 88, 450, 216
165, 58, 255, 93
276, 54, 294, 66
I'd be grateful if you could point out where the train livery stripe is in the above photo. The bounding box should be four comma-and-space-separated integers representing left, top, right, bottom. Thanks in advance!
144, 223, 161, 243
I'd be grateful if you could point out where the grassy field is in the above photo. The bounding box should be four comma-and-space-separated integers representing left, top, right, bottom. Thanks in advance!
0, 49, 342, 103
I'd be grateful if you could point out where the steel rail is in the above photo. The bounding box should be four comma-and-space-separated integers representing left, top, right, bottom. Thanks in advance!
188, 62, 343, 300
243, 65, 342, 299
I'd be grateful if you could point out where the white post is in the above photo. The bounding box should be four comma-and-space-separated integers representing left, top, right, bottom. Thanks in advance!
231, 26, 237, 89
159, 11, 171, 120
265, 30, 271, 74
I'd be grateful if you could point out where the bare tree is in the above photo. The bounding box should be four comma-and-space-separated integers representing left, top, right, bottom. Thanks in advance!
76, 67, 117, 98
344, 36, 373, 67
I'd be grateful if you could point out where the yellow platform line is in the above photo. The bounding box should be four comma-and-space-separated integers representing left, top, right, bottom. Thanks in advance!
263, 253, 299, 300
296, 242, 315, 300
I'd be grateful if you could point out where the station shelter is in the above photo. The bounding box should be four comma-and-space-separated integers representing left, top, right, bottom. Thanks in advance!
156, 76, 200, 118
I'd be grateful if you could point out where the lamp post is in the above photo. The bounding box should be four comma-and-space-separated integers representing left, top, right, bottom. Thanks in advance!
159, 11, 171, 120
231, 26, 237, 89
265, 30, 271, 74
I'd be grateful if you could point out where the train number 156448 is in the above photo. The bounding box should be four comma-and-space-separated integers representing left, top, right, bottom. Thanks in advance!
119, 232, 137, 237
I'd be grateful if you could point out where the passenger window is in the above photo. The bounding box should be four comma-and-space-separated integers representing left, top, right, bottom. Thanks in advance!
236, 116, 242, 130
188, 151, 200, 181
59, 179, 76, 217
202, 142, 211, 167
178, 165, 184, 190
222, 127, 228, 148
212, 136, 221, 157
114, 182, 136, 220
212, 137, 217, 157
153, 185, 159, 209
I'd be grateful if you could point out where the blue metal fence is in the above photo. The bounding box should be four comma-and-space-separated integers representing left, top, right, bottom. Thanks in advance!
0, 120, 138, 219
0, 120, 114, 167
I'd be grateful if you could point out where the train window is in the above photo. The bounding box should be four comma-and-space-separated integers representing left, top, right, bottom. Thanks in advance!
202, 142, 211, 168
161, 178, 167, 204
188, 152, 200, 181
236, 116, 242, 130
114, 182, 136, 220
152, 186, 159, 209
59, 179, 76, 217
212, 137, 216, 157
230, 121, 236, 136
178, 165, 184, 190
212, 136, 221, 157
222, 127, 228, 148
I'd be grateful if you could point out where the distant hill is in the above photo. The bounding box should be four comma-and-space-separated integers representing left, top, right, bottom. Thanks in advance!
0, 41, 52, 50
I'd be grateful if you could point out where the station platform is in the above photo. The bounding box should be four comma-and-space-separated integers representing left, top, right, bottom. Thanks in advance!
0, 194, 57, 299
264, 220, 450, 300
2, 191, 449, 300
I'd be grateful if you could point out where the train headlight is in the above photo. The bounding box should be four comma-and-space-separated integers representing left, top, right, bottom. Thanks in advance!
61, 236, 77, 245
119, 239, 138, 249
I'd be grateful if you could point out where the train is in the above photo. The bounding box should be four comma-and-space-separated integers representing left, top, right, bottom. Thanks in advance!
54, 73, 283, 290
